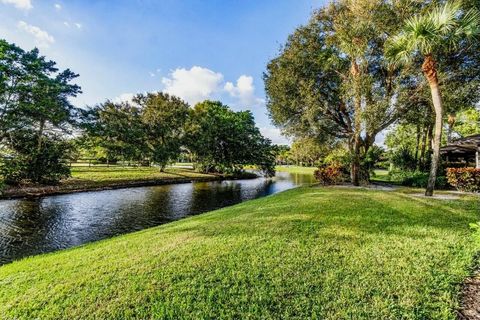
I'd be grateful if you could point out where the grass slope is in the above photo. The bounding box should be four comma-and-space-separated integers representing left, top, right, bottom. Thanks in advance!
0, 187, 479, 319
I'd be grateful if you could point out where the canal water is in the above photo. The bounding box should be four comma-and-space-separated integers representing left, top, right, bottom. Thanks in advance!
0, 171, 315, 265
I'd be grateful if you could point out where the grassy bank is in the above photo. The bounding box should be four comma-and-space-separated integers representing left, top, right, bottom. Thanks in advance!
0, 187, 478, 319
275, 165, 317, 174
0, 167, 256, 199
70, 166, 215, 182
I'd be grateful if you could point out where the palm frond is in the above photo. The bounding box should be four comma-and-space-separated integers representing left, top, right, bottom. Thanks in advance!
429, 1, 462, 36
387, 0, 480, 57
384, 33, 414, 66
404, 14, 440, 54
458, 7, 480, 38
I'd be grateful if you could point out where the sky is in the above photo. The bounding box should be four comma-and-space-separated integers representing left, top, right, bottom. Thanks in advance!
0, 0, 327, 145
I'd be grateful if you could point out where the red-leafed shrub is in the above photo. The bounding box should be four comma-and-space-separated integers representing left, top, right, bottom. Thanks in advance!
314, 164, 345, 185
446, 168, 480, 192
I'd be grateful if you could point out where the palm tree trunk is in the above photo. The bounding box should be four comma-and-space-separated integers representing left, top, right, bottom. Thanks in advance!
423, 55, 443, 196
350, 59, 362, 186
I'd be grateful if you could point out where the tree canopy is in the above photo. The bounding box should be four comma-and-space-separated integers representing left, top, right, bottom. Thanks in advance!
0, 39, 81, 184
185, 101, 275, 176
264, 0, 416, 185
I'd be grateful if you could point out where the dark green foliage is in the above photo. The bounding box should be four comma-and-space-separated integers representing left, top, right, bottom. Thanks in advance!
363, 145, 386, 172
0, 40, 80, 185
272, 144, 290, 165
1, 131, 72, 185
81, 102, 147, 164
186, 101, 275, 176
390, 147, 417, 171
389, 170, 448, 189
136, 92, 189, 170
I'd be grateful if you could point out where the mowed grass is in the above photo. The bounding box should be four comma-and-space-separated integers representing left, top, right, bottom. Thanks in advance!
0, 166, 219, 198
0, 187, 479, 319
275, 165, 317, 174
70, 166, 215, 183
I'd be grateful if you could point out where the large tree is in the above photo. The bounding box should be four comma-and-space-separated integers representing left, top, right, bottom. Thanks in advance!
185, 100, 275, 176
264, 0, 414, 185
288, 137, 329, 167
82, 101, 147, 164
0, 39, 81, 184
135, 92, 189, 171
385, 1, 480, 195
0, 40, 80, 149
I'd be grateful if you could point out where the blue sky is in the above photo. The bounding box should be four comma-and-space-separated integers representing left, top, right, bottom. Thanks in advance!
1, 0, 326, 144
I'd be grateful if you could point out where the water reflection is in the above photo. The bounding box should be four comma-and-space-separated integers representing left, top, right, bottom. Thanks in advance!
0, 171, 315, 265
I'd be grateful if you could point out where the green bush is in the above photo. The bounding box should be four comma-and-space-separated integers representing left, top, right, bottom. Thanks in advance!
446, 168, 480, 192
389, 170, 448, 189
1, 134, 72, 185
390, 147, 417, 171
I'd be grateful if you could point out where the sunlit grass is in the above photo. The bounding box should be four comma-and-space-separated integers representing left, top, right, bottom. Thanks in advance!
275, 165, 317, 174
0, 187, 478, 319
70, 166, 213, 182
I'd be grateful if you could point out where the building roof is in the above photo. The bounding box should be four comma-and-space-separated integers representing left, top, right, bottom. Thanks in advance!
441, 134, 480, 155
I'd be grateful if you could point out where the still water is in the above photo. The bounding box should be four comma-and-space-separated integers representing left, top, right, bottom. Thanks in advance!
0, 171, 315, 265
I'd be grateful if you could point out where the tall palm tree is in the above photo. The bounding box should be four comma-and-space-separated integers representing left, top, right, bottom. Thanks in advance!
385, 1, 480, 196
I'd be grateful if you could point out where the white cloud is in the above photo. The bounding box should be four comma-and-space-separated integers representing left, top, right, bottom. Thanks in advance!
149, 72, 155, 77
75, 23, 82, 29
224, 75, 264, 107
1, 0, 32, 10
260, 127, 290, 145
161, 66, 224, 105
63, 21, 70, 28
54, 3, 61, 10
17, 21, 54, 48
112, 93, 135, 104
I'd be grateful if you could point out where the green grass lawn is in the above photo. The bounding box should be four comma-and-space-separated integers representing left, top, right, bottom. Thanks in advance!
0, 167, 220, 198
370, 169, 394, 183
0, 187, 478, 319
70, 166, 214, 183
275, 165, 317, 174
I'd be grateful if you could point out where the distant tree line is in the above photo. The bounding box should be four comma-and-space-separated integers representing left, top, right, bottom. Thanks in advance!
0, 39, 275, 185
82, 97, 275, 176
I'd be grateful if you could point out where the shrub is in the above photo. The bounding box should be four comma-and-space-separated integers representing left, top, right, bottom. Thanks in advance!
324, 147, 352, 169
446, 168, 480, 192
314, 164, 346, 185
389, 170, 448, 189
1, 134, 72, 185
390, 147, 417, 171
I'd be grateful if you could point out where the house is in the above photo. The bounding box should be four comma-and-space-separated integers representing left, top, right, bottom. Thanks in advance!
441, 134, 480, 168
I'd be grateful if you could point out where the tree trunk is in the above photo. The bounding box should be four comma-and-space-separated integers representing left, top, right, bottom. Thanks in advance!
423, 55, 443, 197
414, 124, 420, 165
418, 125, 427, 170
351, 138, 361, 186
350, 59, 362, 186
